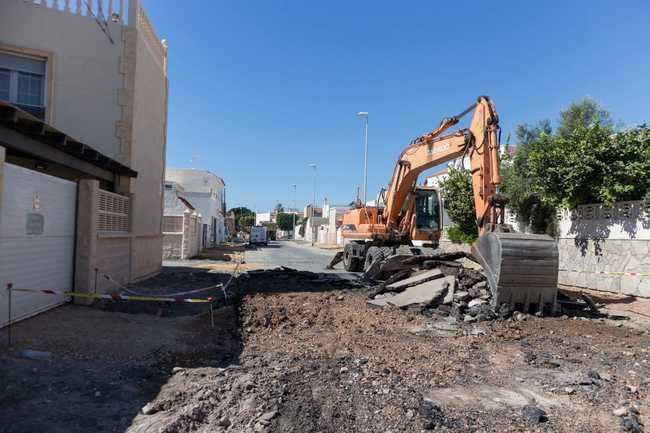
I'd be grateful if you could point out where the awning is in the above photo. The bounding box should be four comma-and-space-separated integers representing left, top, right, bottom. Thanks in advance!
0, 101, 137, 178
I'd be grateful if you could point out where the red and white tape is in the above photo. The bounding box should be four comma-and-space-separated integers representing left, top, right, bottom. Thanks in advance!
6, 286, 214, 304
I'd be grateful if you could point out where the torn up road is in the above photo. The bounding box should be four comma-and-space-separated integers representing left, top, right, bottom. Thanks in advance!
125, 263, 647, 433
2, 244, 648, 433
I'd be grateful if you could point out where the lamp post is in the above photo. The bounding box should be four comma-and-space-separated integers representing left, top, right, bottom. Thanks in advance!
308, 163, 317, 217
357, 111, 369, 206
292, 184, 297, 239
308, 163, 317, 246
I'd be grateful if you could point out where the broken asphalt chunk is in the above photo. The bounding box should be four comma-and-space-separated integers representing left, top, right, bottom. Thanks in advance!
387, 276, 455, 308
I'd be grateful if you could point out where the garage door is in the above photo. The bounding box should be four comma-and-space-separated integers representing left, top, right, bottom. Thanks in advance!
0, 163, 76, 327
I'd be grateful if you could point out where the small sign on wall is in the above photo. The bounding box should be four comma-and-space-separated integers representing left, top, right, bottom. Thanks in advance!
26, 213, 44, 235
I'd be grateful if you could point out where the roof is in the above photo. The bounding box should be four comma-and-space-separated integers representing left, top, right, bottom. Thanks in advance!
178, 196, 195, 211
166, 167, 225, 186
0, 101, 137, 177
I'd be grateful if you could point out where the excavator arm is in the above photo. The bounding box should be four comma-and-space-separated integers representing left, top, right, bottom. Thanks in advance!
382, 96, 503, 235
380, 96, 559, 313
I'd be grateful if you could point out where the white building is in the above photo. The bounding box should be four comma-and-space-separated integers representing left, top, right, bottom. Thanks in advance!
165, 168, 226, 247
255, 211, 272, 225
319, 203, 350, 246
162, 182, 202, 259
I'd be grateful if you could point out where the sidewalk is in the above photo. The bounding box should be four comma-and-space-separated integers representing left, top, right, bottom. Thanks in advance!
289, 239, 343, 252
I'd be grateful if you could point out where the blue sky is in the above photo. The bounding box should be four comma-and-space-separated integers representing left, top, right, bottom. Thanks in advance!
146, 0, 650, 212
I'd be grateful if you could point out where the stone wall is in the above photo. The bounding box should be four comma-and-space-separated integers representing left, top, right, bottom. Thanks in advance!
558, 239, 650, 297
162, 213, 201, 260
163, 234, 182, 259
555, 200, 649, 297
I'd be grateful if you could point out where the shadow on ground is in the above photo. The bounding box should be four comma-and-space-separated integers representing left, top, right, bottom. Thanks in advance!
0, 264, 355, 433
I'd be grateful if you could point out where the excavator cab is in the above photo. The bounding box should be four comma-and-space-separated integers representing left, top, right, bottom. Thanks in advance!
411, 186, 442, 247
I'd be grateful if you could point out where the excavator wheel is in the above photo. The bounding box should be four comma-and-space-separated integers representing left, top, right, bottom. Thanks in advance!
472, 232, 559, 314
363, 246, 394, 271
343, 244, 363, 272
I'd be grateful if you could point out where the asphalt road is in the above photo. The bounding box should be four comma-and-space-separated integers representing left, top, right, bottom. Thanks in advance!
244, 240, 345, 274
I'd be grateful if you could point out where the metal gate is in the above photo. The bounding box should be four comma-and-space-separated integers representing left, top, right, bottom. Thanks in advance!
0, 163, 77, 327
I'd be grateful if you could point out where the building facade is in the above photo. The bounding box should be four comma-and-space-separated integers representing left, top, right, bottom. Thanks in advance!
162, 181, 202, 260
165, 168, 226, 247
0, 0, 168, 325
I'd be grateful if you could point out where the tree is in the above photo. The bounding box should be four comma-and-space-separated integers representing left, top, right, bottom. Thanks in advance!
439, 166, 478, 243
500, 120, 557, 234
528, 123, 650, 207
500, 98, 627, 234
228, 207, 256, 232
275, 202, 284, 213
238, 214, 256, 231
276, 213, 295, 231
556, 97, 613, 139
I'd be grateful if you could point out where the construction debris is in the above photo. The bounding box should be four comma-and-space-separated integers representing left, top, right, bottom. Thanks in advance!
364, 251, 505, 321
385, 269, 443, 291
387, 276, 455, 308
363, 250, 618, 323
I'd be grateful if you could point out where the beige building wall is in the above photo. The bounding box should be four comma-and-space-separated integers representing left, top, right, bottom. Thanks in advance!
0, 1, 123, 159
2, 1, 168, 292
127, 9, 168, 278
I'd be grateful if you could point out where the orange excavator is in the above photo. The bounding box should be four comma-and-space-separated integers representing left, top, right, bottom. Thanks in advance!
338, 96, 558, 312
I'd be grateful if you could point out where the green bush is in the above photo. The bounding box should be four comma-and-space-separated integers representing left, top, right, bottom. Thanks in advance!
446, 225, 478, 244
439, 166, 478, 242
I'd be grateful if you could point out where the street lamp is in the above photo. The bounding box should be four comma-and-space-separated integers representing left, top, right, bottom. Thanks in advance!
357, 111, 369, 206
308, 163, 317, 218
308, 164, 317, 246
291, 184, 297, 239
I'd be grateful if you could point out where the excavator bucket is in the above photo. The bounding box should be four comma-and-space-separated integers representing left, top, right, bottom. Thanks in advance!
471, 232, 559, 314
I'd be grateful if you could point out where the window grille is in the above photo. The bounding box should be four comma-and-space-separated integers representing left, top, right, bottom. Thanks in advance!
97, 189, 130, 232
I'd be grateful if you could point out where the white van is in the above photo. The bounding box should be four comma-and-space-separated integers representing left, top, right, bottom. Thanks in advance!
249, 225, 268, 246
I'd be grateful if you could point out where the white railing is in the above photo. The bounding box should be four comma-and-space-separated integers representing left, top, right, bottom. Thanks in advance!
24, 0, 130, 25
97, 189, 130, 233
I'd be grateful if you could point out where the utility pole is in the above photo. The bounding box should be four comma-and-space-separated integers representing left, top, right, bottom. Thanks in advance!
357, 112, 369, 205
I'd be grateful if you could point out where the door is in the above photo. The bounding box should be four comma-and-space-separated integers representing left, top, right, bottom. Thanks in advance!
0, 163, 76, 327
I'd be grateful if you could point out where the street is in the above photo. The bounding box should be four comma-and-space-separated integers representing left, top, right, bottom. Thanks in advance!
244, 241, 343, 274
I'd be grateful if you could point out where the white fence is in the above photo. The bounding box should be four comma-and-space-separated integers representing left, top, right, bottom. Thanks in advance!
24, 0, 131, 25
557, 200, 650, 240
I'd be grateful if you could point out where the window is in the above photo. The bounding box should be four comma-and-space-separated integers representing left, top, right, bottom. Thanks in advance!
0, 52, 47, 119
415, 189, 441, 230
0, 69, 9, 101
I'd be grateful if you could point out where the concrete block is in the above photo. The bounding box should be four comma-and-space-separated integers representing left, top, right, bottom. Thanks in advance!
388, 276, 455, 308
596, 275, 620, 294
638, 278, 650, 298
620, 275, 641, 296
386, 269, 443, 291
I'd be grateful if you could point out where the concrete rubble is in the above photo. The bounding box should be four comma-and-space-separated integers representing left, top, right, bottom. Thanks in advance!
364, 251, 505, 322
387, 276, 455, 308
363, 250, 614, 323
